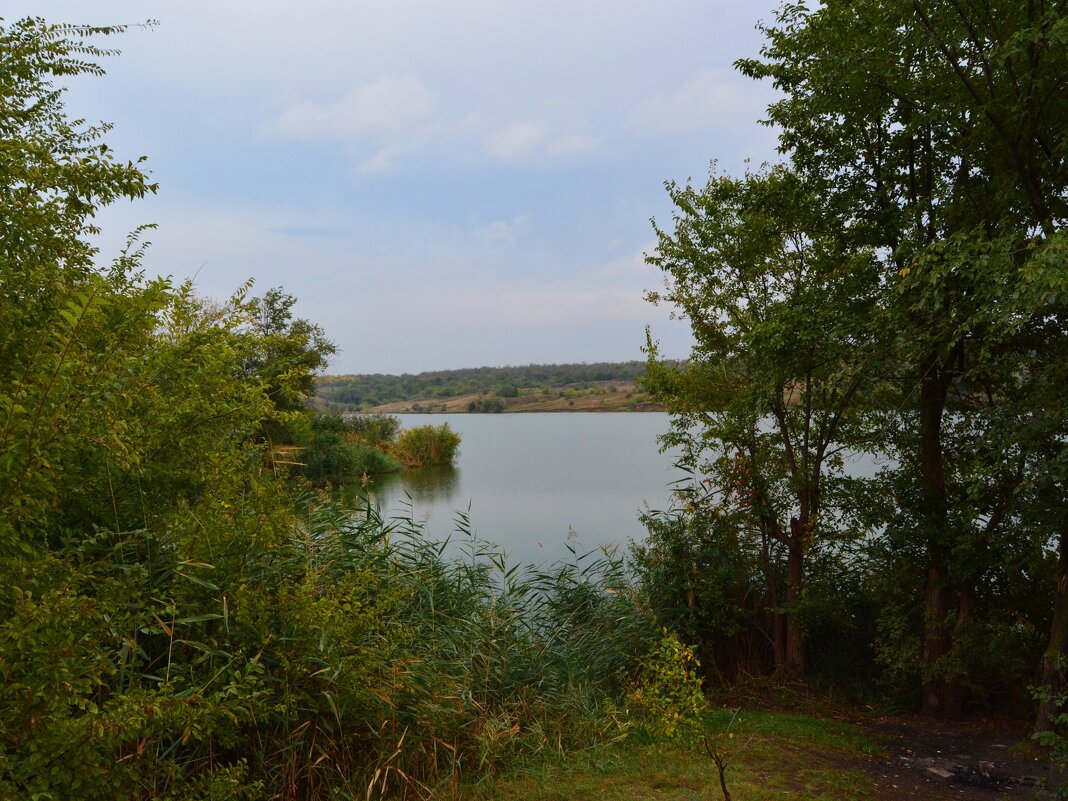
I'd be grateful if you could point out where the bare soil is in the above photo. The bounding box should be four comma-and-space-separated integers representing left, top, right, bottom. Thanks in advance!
858, 716, 1049, 800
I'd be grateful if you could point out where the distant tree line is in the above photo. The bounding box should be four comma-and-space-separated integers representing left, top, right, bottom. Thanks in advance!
316, 361, 651, 410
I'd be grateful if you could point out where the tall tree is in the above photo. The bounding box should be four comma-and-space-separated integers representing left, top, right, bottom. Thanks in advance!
646, 166, 880, 677
243, 286, 336, 443
739, 0, 1068, 715
0, 18, 157, 536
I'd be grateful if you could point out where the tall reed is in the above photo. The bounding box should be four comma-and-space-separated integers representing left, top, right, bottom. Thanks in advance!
298, 495, 657, 796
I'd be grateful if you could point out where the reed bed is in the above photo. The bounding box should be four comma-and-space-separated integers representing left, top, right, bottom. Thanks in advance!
293, 496, 658, 798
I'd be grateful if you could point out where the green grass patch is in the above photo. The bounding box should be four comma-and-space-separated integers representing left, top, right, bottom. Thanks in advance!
467, 709, 881, 801
702, 709, 880, 756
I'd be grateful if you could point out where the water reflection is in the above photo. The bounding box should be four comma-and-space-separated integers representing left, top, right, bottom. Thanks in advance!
338, 414, 883, 567
363, 414, 682, 565
369, 465, 461, 507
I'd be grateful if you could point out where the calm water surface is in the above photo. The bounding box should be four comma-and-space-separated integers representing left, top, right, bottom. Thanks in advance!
366, 413, 684, 566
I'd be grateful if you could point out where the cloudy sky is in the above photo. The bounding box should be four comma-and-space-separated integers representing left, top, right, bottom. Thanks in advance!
9, 2, 784, 373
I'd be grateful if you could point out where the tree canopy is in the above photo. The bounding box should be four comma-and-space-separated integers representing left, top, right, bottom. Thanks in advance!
643, 0, 1068, 720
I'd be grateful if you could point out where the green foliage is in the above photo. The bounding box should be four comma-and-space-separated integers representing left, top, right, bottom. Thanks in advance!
346, 412, 400, 448
468, 397, 506, 413
244, 286, 336, 444
628, 631, 707, 746
0, 18, 654, 799
392, 423, 461, 468
1035, 687, 1068, 799
730, 0, 1068, 716
632, 502, 764, 678
645, 164, 880, 678
294, 414, 401, 484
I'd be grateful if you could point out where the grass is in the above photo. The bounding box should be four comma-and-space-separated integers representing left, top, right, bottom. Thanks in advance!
463, 709, 882, 801
702, 709, 879, 755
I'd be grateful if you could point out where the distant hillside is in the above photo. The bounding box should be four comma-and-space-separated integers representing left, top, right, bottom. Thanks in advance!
313, 361, 665, 413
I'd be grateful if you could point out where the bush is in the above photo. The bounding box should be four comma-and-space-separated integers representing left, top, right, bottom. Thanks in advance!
392, 424, 461, 468
628, 631, 707, 746
297, 414, 400, 483
349, 442, 402, 475
468, 398, 506, 413
632, 506, 772, 680
346, 413, 400, 448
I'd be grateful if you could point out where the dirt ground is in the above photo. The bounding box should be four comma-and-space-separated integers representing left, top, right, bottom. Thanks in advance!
860, 717, 1050, 800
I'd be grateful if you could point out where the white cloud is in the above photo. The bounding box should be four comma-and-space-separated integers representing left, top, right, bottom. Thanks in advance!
269, 76, 436, 141
269, 82, 600, 173
631, 68, 769, 136
486, 122, 549, 159
485, 122, 601, 161
479, 214, 530, 244
594, 247, 656, 279
546, 133, 603, 157
357, 145, 410, 175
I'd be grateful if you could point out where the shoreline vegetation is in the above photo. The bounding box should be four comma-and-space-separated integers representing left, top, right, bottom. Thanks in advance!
290, 413, 461, 484
312, 362, 667, 414
5, 7, 1068, 801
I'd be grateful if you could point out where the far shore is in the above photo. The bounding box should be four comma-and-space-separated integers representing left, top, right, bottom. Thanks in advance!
362, 382, 664, 414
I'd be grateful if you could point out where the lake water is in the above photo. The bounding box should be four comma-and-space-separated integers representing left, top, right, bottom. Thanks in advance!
365, 413, 684, 566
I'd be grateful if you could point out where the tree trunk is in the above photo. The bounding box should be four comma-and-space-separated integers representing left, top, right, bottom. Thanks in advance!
784, 524, 805, 678
771, 605, 787, 675
1036, 528, 1068, 733
943, 582, 975, 719
922, 550, 954, 716
918, 355, 959, 716
761, 524, 787, 675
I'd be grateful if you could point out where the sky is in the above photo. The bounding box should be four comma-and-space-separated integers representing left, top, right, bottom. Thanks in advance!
8, 2, 785, 374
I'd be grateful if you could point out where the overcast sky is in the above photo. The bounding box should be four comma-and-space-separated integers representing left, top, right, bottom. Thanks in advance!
8, 2, 784, 373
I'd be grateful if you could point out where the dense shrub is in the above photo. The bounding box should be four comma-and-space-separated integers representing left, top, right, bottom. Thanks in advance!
296, 414, 400, 484
633, 477, 886, 692
347, 413, 401, 448
633, 506, 770, 680
468, 397, 506, 413
392, 424, 461, 468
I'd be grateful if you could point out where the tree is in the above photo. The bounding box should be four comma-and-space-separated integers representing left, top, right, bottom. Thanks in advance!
244, 286, 336, 442
739, 0, 1068, 716
645, 165, 881, 677
0, 18, 158, 538
0, 19, 292, 795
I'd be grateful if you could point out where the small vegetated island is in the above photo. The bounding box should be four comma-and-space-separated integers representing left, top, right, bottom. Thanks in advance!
294, 410, 461, 484
4, 7, 1068, 801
